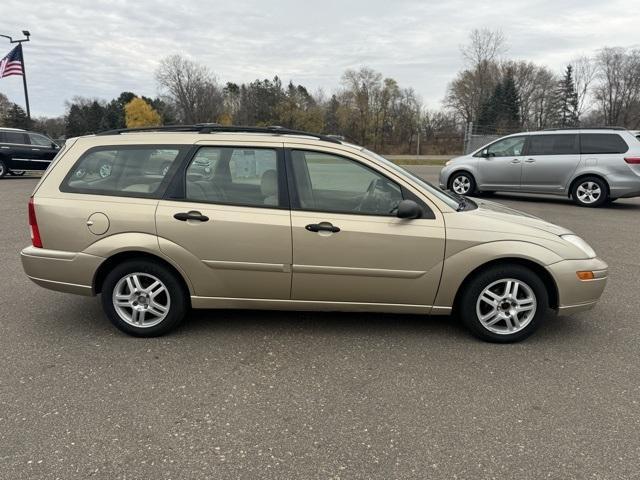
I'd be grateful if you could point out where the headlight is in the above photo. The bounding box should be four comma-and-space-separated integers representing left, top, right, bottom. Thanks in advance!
561, 234, 596, 258
445, 160, 452, 166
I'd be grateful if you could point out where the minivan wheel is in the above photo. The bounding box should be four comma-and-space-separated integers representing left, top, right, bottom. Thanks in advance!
0, 160, 7, 178
571, 176, 608, 207
101, 260, 188, 337
449, 172, 475, 195
458, 265, 549, 343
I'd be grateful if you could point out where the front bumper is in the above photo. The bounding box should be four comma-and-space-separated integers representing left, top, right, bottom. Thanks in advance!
546, 257, 608, 315
21, 246, 103, 296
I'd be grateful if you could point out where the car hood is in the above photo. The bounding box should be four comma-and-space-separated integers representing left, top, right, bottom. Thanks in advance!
467, 198, 573, 236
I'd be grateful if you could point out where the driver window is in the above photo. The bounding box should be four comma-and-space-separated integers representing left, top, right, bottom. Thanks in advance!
291, 150, 403, 216
486, 136, 526, 157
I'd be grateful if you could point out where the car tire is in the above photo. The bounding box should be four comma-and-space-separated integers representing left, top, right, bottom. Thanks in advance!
449, 171, 476, 196
0, 159, 7, 178
571, 176, 608, 208
10, 170, 26, 176
101, 259, 188, 337
458, 264, 549, 343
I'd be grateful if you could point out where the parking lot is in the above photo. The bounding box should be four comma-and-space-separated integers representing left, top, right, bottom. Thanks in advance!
1, 167, 639, 479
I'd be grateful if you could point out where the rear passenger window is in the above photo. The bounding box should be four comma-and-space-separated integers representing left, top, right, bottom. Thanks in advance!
580, 134, 629, 154
528, 134, 578, 155
63, 147, 182, 197
185, 147, 279, 207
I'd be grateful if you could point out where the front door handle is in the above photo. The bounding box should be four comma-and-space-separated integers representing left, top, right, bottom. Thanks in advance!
305, 222, 340, 233
525, 158, 536, 163
511, 159, 521, 164
173, 211, 209, 222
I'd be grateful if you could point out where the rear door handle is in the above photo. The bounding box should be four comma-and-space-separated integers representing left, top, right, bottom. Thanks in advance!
525, 158, 536, 163
305, 222, 340, 233
174, 211, 209, 222
511, 159, 521, 164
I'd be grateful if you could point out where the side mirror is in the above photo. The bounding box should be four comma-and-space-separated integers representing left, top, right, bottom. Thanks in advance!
52, 143, 59, 149
481, 149, 491, 157
396, 199, 422, 219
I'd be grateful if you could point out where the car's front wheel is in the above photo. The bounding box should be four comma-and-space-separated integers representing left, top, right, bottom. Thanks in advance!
458, 264, 549, 342
449, 171, 476, 196
101, 259, 188, 337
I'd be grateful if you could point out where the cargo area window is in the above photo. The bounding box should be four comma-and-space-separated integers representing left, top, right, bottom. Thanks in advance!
62, 146, 183, 197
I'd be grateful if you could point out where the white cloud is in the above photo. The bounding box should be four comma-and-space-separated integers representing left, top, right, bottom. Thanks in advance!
0, 0, 638, 116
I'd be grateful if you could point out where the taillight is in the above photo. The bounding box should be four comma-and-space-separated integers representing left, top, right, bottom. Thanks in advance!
624, 157, 640, 164
28, 197, 43, 248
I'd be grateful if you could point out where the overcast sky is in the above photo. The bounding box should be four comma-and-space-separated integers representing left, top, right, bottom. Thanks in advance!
1, 0, 639, 117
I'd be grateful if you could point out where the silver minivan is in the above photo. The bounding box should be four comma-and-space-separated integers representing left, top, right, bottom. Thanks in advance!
439, 128, 640, 207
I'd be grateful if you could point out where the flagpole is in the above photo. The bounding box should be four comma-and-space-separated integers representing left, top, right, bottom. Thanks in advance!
18, 44, 31, 119
1, 30, 31, 119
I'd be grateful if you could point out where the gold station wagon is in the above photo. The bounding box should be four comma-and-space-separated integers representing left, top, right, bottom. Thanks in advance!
21, 125, 608, 342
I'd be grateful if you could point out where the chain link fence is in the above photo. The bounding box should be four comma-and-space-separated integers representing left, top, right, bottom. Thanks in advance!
462, 123, 523, 154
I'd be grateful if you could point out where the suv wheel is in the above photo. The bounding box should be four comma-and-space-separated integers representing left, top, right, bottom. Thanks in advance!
449, 172, 475, 195
101, 259, 188, 337
458, 265, 549, 343
0, 160, 7, 178
571, 177, 608, 207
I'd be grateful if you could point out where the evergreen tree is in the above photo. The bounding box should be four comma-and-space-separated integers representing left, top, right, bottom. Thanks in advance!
553, 65, 579, 127
476, 71, 520, 133
4, 103, 30, 129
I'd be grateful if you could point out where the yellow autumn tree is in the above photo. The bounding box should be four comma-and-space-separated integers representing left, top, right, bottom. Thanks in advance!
124, 97, 162, 128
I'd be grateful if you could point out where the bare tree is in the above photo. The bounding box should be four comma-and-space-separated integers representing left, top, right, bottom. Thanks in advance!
155, 55, 223, 124
571, 55, 597, 118
460, 28, 507, 68
446, 29, 506, 124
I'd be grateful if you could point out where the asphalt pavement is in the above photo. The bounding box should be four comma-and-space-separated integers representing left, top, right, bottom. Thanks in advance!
1, 169, 639, 479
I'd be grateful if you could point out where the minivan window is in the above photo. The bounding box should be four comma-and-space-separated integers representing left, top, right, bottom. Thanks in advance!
185, 147, 279, 207
290, 150, 403, 216
476, 136, 526, 157
528, 134, 578, 155
63, 146, 182, 197
580, 134, 629, 154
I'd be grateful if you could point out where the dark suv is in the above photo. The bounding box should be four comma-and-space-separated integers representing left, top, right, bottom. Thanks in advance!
0, 128, 60, 178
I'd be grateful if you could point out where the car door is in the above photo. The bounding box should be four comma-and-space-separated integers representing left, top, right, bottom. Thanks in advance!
26, 132, 59, 170
286, 147, 445, 308
520, 133, 580, 192
1, 131, 32, 170
476, 135, 527, 190
155, 143, 293, 300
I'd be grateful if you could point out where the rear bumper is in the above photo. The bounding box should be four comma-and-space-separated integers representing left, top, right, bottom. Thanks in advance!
21, 246, 102, 296
547, 257, 608, 315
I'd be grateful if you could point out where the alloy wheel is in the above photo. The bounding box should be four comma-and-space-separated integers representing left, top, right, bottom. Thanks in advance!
475, 278, 537, 335
452, 175, 471, 194
576, 181, 602, 204
112, 272, 171, 328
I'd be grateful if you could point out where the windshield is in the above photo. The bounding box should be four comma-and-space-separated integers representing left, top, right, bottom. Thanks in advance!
361, 149, 461, 210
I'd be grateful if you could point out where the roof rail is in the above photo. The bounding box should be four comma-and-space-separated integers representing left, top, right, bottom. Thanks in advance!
542, 126, 627, 131
96, 124, 342, 144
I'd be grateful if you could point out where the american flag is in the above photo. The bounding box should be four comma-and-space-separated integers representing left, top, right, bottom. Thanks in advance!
0, 45, 24, 78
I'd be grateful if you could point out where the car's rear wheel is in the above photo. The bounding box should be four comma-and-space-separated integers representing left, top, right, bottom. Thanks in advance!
458, 264, 549, 343
101, 259, 188, 337
449, 171, 476, 195
10, 170, 26, 176
571, 176, 608, 207
0, 160, 7, 178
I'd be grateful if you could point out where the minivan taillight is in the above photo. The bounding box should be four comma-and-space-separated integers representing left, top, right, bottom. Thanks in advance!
28, 197, 43, 248
624, 157, 640, 164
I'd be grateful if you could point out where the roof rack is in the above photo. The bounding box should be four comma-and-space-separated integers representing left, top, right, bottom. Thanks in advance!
542, 126, 627, 131
96, 124, 342, 144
